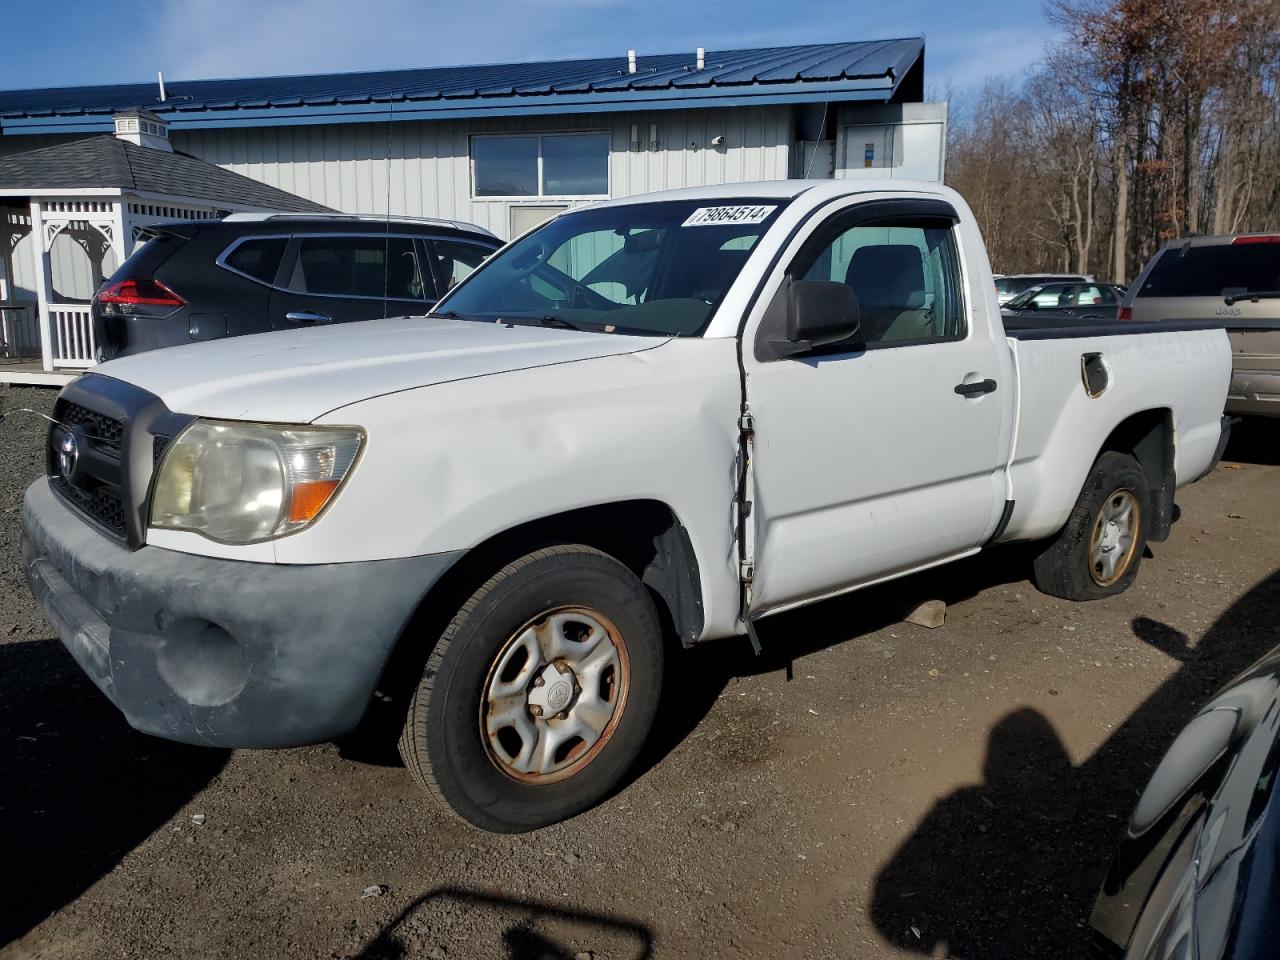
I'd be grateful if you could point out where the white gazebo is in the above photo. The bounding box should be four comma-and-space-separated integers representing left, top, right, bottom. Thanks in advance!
0, 108, 330, 384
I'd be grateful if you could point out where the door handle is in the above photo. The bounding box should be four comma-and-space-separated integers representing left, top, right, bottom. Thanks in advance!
954, 378, 998, 396
285, 310, 330, 324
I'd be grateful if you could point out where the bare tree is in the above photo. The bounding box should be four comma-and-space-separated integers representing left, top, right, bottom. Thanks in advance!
947, 0, 1280, 280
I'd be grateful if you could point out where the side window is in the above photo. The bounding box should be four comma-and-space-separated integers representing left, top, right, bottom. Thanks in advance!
430, 240, 491, 294
1078, 285, 1111, 306
799, 220, 966, 346
287, 236, 425, 300
223, 237, 287, 284
1032, 286, 1068, 307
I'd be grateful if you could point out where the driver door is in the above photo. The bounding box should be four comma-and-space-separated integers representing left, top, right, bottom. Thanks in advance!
744, 197, 1011, 612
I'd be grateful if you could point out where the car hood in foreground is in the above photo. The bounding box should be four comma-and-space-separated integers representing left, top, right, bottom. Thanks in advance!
91, 316, 662, 423
1091, 643, 1280, 959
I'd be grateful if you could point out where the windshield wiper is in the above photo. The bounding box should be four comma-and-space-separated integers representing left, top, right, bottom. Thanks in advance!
429, 309, 475, 322
1224, 291, 1280, 305
538, 314, 588, 331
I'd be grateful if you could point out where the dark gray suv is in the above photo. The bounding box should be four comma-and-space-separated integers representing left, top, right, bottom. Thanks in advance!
92, 214, 499, 360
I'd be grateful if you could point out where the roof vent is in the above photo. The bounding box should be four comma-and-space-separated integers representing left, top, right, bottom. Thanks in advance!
696, 47, 705, 70
627, 49, 637, 74
113, 107, 172, 152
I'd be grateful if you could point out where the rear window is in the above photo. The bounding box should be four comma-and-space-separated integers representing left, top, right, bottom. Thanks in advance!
1139, 243, 1280, 298
995, 277, 1034, 297
224, 237, 287, 284
98, 234, 182, 295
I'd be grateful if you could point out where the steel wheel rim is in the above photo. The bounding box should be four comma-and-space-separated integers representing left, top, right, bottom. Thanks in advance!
1089, 488, 1140, 587
479, 606, 630, 784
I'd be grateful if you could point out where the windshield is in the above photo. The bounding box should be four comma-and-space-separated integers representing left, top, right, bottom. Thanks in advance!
434, 198, 789, 336
1006, 285, 1049, 308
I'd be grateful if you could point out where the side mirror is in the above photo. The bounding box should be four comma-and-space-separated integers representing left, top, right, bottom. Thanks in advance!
787, 280, 861, 352
1023, 300, 1039, 311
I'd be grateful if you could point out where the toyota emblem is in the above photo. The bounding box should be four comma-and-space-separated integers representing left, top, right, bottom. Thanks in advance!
58, 431, 80, 482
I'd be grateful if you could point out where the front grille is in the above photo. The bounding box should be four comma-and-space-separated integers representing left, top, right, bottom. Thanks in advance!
45, 375, 192, 548
48, 396, 129, 539
153, 434, 172, 467
48, 474, 127, 536
58, 401, 123, 449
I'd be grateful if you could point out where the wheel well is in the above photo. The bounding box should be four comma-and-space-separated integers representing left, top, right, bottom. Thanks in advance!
374, 500, 704, 702
1097, 408, 1175, 542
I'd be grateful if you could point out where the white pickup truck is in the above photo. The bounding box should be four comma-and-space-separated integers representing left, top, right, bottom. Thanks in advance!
23, 180, 1231, 832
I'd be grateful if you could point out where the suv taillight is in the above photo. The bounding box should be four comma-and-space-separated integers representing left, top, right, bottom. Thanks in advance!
95, 278, 185, 316
1232, 235, 1280, 245
1117, 306, 1132, 321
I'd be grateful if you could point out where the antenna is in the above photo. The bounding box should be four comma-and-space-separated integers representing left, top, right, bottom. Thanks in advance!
157, 71, 167, 102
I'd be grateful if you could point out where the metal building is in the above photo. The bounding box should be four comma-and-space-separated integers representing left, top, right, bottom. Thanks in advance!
0, 38, 945, 246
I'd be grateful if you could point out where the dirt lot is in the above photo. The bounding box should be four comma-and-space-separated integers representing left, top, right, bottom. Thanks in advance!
2, 382, 1278, 960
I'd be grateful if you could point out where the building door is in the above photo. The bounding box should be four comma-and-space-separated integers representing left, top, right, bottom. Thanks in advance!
510, 205, 569, 239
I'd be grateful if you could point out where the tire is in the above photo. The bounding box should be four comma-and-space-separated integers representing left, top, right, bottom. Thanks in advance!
1032, 451, 1151, 601
398, 545, 663, 832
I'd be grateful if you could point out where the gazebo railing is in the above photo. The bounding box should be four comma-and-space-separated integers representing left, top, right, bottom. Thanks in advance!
49, 305, 96, 367
0, 303, 40, 358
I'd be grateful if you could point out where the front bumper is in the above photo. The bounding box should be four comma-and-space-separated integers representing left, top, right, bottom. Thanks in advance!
22, 479, 461, 748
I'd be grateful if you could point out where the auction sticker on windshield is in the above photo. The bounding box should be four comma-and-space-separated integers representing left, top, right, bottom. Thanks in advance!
682, 205, 778, 227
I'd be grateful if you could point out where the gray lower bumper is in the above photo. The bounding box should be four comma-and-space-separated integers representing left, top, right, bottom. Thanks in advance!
1226, 370, 1280, 418
22, 479, 461, 748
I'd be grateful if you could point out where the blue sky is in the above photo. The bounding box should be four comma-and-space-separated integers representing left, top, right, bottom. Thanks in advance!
0, 0, 1055, 95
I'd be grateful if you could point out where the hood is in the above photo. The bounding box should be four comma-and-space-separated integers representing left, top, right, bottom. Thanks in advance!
91, 316, 659, 423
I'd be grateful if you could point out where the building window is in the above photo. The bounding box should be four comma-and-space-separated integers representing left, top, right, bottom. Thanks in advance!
472, 133, 609, 198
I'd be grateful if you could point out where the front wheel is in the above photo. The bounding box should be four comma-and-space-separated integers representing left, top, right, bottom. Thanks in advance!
398, 545, 663, 832
1032, 451, 1151, 601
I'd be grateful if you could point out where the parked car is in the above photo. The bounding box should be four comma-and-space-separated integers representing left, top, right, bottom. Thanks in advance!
1122, 234, 1280, 418
24, 180, 1231, 832
995, 272, 1094, 305
1001, 281, 1126, 322
92, 213, 500, 359
1090, 644, 1280, 959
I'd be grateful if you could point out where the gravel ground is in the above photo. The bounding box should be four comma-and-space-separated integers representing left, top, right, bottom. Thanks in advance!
2, 382, 1278, 960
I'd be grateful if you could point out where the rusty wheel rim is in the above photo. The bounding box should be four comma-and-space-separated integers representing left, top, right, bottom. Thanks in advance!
479, 606, 630, 785
1089, 488, 1140, 587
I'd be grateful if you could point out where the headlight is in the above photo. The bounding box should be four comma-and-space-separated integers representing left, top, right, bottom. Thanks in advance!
151, 420, 364, 544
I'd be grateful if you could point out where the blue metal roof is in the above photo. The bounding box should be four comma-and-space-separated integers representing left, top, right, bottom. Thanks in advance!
0, 39, 924, 135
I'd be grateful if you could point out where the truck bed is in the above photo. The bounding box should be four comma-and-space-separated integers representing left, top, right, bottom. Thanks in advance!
999, 320, 1231, 545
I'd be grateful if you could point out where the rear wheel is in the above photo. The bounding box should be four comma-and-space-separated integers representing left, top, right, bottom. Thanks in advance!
1032, 451, 1150, 601
398, 545, 663, 832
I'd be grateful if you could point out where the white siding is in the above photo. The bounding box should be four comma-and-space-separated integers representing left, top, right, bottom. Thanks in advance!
171, 107, 793, 239
8, 222, 117, 302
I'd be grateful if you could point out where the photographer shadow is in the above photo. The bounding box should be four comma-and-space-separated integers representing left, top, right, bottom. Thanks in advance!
870, 570, 1280, 959
0, 637, 228, 947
